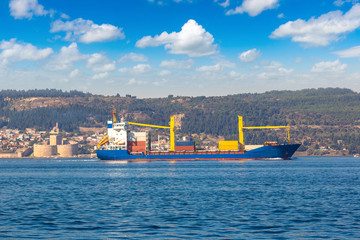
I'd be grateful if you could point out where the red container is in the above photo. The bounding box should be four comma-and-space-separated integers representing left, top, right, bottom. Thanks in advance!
128, 141, 146, 147
175, 146, 195, 151
128, 146, 146, 153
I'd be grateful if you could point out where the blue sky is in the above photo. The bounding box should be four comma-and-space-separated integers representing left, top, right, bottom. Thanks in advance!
1, 0, 360, 97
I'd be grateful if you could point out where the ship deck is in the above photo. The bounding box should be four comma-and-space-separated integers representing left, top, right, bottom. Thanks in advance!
146, 150, 245, 155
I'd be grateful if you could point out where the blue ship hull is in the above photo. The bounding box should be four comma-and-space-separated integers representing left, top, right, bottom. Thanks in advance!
97, 144, 301, 161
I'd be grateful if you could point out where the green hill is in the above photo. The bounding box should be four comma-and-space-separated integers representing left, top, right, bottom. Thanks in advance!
1, 88, 360, 155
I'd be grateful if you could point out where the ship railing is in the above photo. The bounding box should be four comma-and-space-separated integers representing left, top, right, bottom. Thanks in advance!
101, 145, 122, 151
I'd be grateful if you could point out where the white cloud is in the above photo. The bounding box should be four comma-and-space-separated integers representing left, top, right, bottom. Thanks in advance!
127, 78, 146, 85
196, 60, 235, 72
92, 72, 109, 80
333, 0, 358, 6
334, 0, 346, 6
136, 19, 217, 57
153, 78, 168, 86
334, 45, 360, 57
61, 78, 70, 83
87, 53, 116, 72
261, 60, 282, 69
160, 59, 195, 69
158, 70, 171, 76
196, 64, 222, 72
61, 13, 70, 19
132, 64, 152, 74
229, 71, 245, 78
311, 59, 347, 73
214, 0, 230, 8
119, 64, 153, 74
226, 0, 279, 16
277, 13, 284, 18
128, 78, 137, 85
278, 67, 294, 74
118, 52, 148, 63
257, 67, 294, 79
250, 65, 260, 70
239, 48, 261, 62
69, 69, 79, 78
48, 43, 87, 70
216, 58, 237, 68
249, 60, 294, 79
0, 39, 53, 65
9, 0, 48, 19
270, 4, 360, 47
50, 18, 125, 43
148, 0, 193, 5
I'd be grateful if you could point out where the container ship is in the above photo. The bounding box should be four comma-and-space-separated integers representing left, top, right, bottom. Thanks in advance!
96, 110, 300, 161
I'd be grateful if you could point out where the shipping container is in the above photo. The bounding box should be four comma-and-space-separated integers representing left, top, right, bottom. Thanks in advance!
128, 132, 148, 142
128, 146, 146, 153
175, 145, 195, 151
219, 141, 239, 151
175, 141, 194, 146
128, 141, 146, 147
128, 136, 147, 142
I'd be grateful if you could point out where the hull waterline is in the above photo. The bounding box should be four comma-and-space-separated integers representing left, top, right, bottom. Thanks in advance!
97, 144, 301, 161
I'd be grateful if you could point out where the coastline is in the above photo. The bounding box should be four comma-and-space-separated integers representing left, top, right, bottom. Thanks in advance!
0, 153, 97, 159
0, 153, 356, 160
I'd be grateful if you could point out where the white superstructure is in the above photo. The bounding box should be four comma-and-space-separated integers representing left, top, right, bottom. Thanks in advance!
105, 119, 128, 150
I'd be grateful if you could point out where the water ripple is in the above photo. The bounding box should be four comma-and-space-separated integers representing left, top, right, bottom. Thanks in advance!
1, 157, 360, 239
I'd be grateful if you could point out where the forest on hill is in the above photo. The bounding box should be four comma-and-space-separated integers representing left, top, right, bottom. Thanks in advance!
1, 88, 360, 155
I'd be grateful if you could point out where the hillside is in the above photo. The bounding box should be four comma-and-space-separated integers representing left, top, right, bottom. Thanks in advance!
1, 88, 360, 155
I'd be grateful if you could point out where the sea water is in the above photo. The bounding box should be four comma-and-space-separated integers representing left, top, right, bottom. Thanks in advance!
0, 157, 360, 239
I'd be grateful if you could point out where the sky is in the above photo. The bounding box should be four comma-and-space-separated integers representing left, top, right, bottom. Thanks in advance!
1, 0, 360, 98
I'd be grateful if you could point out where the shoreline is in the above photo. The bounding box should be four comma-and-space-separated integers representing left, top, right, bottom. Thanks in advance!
0, 154, 97, 159
0, 154, 357, 160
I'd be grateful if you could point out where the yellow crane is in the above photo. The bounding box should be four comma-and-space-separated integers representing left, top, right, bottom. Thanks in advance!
128, 116, 175, 151
238, 116, 290, 147
97, 107, 117, 150
97, 135, 109, 149
112, 107, 117, 123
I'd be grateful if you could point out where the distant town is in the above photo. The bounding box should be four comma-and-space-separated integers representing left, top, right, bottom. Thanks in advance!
0, 125, 220, 159
0, 125, 102, 158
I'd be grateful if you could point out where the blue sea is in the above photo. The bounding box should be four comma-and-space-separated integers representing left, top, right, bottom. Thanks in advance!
1, 157, 360, 239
